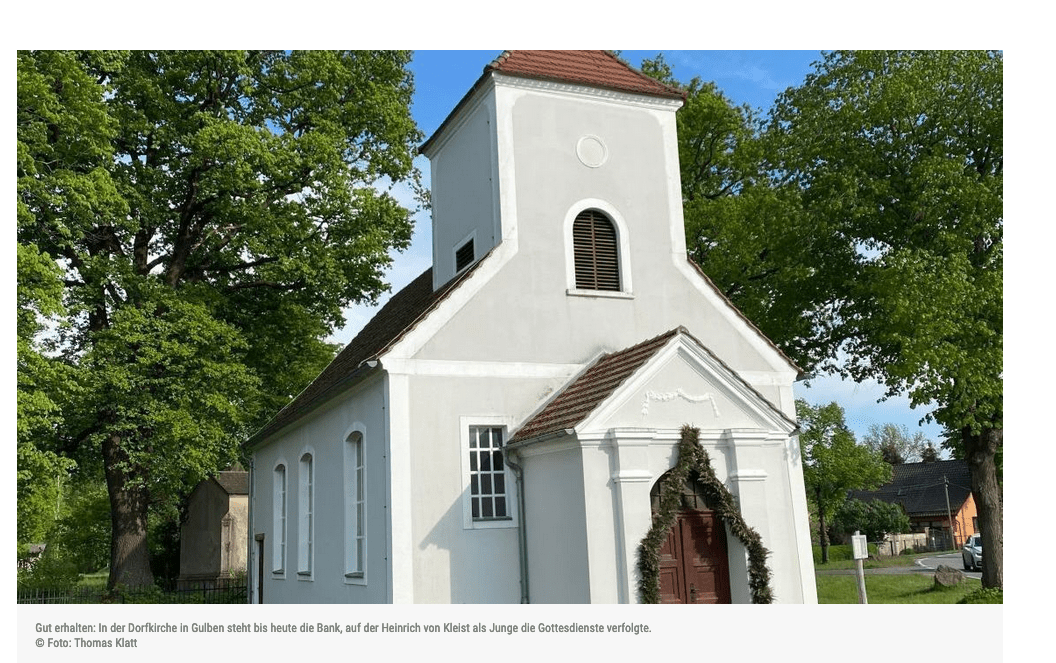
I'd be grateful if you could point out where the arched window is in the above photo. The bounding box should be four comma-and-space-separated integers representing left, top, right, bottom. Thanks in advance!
345, 432, 365, 579
272, 464, 286, 574
572, 209, 621, 291
298, 453, 313, 576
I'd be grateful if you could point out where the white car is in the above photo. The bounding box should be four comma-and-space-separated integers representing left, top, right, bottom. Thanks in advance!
962, 534, 983, 571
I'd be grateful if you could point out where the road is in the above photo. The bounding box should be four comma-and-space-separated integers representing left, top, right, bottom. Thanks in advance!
915, 552, 981, 581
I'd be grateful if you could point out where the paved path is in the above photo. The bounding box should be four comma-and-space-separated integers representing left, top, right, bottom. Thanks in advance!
816, 552, 978, 577
915, 552, 982, 580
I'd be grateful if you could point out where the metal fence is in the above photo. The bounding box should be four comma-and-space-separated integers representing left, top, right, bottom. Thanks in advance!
17, 583, 247, 604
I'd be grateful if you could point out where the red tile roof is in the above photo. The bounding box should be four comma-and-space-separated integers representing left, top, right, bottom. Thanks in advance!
486, 50, 685, 100
420, 50, 684, 155
510, 329, 681, 443
511, 326, 798, 443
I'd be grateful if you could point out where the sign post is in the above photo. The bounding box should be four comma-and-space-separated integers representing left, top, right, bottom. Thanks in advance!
851, 531, 869, 604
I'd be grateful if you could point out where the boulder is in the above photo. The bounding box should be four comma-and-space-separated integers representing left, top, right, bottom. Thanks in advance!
934, 564, 964, 587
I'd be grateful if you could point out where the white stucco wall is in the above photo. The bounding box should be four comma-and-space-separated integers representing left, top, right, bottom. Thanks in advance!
515, 439, 591, 603
249, 373, 389, 603
401, 372, 570, 603
416, 78, 797, 416
401, 77, 814, 603
248, 70, 815, 604
427, 89, 501, 289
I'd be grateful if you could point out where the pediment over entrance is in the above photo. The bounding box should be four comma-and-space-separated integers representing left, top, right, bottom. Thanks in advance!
584, 343, 792, 434
511, 327, 796, 444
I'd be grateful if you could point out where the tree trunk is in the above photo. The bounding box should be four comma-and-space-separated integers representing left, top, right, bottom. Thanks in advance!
964, 426, 1002, 589
817, 486, 829, 564
103, 433, 154, 590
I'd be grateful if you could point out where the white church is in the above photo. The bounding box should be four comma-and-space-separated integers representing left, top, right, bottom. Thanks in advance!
246, 50, 818, 604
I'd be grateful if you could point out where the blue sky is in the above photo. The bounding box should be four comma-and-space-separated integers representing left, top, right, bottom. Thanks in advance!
332, 50, 947, 446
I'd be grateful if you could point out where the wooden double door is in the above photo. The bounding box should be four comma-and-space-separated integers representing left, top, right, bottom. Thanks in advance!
657, 509, 731, 604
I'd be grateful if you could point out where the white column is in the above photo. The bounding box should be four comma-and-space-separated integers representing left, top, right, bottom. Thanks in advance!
726, 428, 772, 603
384, 372, 414, 604
609, 429, 661, 604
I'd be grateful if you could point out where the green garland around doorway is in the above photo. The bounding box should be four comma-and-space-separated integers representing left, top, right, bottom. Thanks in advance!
637, 425, 774, 604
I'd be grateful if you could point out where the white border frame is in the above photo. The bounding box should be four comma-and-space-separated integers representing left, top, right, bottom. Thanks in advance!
296, 445, 316, 580
563, 198, 634, 297
271, 458, 288, 577
343, 423, 368, 585
459, 415, 519, 530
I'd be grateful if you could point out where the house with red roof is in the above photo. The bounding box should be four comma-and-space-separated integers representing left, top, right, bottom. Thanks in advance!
246, 51, 817, 603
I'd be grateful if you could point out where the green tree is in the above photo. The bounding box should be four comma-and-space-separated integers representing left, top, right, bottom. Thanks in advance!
16, 51, 93, 547
862, 422, 931, 465
17, 245, 77, 546
833, 498, 910, 543
17, 50, 423, 589
920, 442, 941, 463
769, 51, 1002, 587
640, 54, 854, 371
797, 400, 891, 563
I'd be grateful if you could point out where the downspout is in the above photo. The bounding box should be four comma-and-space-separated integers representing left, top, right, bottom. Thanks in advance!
504, 447, 529, 604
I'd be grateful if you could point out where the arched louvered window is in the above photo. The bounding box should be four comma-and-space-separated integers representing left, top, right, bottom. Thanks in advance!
572, 209, 621, 291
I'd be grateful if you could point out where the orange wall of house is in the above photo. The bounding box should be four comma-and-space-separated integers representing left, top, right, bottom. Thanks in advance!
953, 493, 978, 547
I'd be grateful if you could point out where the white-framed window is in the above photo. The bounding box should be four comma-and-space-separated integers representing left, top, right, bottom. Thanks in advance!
344, 430, 366, 582
298, 452, 313, 578
563, 199, 633, 298
460, 417, 517, 530
272, 463, 287, 575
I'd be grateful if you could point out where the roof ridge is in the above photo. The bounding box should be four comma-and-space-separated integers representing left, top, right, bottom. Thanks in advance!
485, 50, 513, 72
485, 50, 685, 100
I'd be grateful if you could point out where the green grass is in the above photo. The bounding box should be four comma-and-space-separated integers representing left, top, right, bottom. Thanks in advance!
77, 571, 108, 589
813, 553, 930, 571
812, 543, 878, 563
816, 573, 982, 604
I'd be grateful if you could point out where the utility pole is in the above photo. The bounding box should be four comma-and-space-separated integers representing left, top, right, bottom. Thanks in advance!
944, 475, 957, 551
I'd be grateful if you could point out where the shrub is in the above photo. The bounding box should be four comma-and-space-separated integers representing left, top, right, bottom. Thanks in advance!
53, 481, 110, 574
813, 542, 878, 563
833, 498, 910, 542
17, 545, 81, 590
958, 587, 1003, 604
901, 547, 915, 555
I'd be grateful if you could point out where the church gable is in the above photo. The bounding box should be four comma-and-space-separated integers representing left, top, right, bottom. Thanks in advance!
512, 328, 794, 444
590, 333, 797, 434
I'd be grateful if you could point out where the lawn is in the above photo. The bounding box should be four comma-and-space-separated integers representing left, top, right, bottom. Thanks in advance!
815, 572, 982, 604
813, 547, 987, 604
